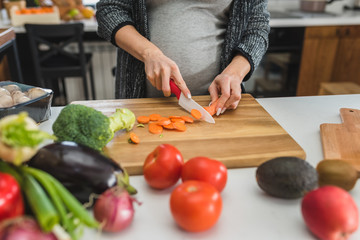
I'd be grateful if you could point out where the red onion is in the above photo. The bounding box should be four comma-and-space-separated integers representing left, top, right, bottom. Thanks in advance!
0, 217, 57, 240
93, 186, 140, 232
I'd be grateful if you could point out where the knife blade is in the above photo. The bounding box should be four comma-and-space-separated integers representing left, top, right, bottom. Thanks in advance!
169, 80, 215, 124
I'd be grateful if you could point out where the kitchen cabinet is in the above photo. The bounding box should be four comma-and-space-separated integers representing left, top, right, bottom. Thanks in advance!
297, 25, 360, 96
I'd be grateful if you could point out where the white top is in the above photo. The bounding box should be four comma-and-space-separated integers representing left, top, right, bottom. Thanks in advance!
145, 0, 232, 97
39, 94, 360, 240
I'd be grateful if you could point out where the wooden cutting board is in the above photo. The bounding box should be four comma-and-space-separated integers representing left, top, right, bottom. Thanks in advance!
72, 94, 306, 175
320, 108, 360, 171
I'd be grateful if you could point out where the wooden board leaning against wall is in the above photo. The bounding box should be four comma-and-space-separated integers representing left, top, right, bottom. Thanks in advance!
296, 25, 360, 96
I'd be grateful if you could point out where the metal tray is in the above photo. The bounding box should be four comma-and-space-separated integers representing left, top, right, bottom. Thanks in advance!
0, 81, 53, 123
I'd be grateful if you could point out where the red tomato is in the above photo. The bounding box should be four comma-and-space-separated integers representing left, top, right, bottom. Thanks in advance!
170, 180, 222, 232
181, 156, 228, 192
143, 144, 183, 189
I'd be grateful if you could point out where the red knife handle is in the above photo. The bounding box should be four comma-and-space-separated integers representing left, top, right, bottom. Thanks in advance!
170, 79, 181, 100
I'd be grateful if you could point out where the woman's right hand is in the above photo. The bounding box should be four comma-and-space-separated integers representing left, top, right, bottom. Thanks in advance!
143, 48, 191, 98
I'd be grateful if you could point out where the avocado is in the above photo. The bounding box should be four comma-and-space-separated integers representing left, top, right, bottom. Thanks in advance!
316, 160, 359, 191
256, 156, 318, 199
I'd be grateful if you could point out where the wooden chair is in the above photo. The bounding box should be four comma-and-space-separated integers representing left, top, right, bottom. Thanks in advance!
0, 28, 23, 83
25, 23, 95, 104
318, 82, 360, 95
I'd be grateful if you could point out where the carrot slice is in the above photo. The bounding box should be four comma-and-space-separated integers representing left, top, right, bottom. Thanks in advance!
169, 115, 182, 119
173, 121, 187, 132
191, 109, 202, 119
156, 117, 171, 126
163, 123, 175, 130
129, 132, 140, 144
180, 116, 194, 123
204, 99, 219, 116
149, 114, 161, 121
171, 118, 186, 124
137, 116, 150, 124
149, 122, 163, 134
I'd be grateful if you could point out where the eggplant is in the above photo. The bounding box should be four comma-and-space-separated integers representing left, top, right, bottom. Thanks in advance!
28, 141, 136, 203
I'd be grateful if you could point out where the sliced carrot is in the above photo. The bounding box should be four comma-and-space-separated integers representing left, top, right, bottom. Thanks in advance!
191, 109, 202, 120
149, 113, 161, 121
129, 132, 140, 144
137, 116, 150, 124
180, 116, 194, 123
171, 118, 186, 124
204, 99, 219, 116
156, 117, 171, 126
169, 115, 182, 119
173, 121, 187, 132
149, 122, 163, 134
163, 123, 175, 130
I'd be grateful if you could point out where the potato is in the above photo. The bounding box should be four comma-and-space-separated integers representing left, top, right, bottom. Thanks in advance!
2, 84, 20, 93
0, 94, 13, 108
26, 87, 47, 99
0, 87, 10, 97
13, 96, 31, 104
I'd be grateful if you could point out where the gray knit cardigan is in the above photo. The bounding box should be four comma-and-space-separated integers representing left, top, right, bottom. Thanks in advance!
96, 0, 270, 99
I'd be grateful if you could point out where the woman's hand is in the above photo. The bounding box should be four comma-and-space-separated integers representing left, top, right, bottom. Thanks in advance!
208, 54, 251, 115
143, 48, 191, 98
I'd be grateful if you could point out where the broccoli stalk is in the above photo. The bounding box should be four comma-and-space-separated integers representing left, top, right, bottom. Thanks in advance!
52, 104, 136, 151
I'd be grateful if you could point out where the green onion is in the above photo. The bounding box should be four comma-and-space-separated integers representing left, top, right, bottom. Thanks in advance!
22, 174, 60, 232
22, 167, 76, 238
25, 167, 99, 228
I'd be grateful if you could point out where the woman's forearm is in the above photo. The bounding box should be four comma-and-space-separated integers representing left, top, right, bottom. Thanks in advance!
114, 25, 191, 97
114, 25, 162, 62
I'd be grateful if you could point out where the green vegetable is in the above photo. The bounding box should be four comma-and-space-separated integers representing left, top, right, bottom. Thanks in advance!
0, 161, 98, 239
23, 166, 98, 228
0, 112, 55, 165
0, 112, 54, 147
22, 167, 74, 236
22, 174, 60, 232
52, 104, 136, 151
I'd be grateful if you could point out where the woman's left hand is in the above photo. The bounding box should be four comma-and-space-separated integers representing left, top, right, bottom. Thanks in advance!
208, 54, 251, 115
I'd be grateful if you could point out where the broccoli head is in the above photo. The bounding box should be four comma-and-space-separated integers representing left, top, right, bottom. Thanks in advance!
52, 104, 135, 151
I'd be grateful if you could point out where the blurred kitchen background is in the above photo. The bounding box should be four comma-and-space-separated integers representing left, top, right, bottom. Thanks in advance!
0, 0, 360, 104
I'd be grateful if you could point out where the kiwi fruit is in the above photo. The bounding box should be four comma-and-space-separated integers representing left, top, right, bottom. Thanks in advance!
316, 159, 359, 191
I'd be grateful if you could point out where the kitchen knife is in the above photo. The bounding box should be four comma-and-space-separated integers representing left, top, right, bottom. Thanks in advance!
169, 80, 215, 124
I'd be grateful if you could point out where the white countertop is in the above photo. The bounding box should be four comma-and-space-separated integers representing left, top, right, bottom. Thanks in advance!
270, 15, 360, 27
1, 9, 360, 32
38, 94, 360, 240
270, 9, 360, 27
